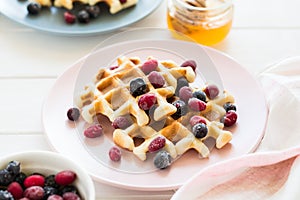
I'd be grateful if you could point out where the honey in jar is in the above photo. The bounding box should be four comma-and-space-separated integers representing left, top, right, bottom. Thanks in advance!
167, 0, 233, 45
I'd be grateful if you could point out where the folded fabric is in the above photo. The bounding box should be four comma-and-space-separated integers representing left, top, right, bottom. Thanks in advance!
172, 56, 300, 200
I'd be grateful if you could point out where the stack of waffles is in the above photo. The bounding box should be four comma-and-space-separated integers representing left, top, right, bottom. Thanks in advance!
32, 0, 138, 14
75, 56, 236, 162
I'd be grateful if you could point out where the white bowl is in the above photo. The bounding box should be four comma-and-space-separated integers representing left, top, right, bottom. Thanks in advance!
0, 150, 95, 200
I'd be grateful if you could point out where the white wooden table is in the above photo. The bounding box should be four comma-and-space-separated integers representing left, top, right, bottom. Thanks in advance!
1, 0, 300, 199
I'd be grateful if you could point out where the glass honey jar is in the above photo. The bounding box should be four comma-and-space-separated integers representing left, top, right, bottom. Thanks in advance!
167, 0, 233, 45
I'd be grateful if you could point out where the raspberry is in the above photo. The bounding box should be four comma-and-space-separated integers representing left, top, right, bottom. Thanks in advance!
138, 93, 157, 110
62, 192, 81, 200
148, 136, 166, 152
189, 115, 206, 127
147, 71, 165, 88
204, 84, 219, 99
188, 98, 206, 111
24, 174, 45, 188
112, 116, 131, 129
179, 86, 193, 102
55, 170, 76, 186
141, 59, 158, 74
180, 60, 197, 72
24, 186, 44, 200
221, 110, 238, 127
64, 12, 76, 24
84, 124, 103, 138
7, 182, 23, 199
109, 147, 121, 162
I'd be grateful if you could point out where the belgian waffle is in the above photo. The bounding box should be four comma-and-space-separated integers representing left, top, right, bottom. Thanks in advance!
76, 56, 236, 162
32, 0, 138, 14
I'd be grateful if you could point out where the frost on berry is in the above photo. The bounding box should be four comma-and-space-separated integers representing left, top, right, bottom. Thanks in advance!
109, 147, 121, 162
148, 136, 166, 152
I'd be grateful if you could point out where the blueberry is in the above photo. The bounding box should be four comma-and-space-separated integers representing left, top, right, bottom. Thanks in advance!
193, 90, 207, 102
129, 78, 148, 97
43, 186, 58, 199
45, 175, 59, 188
59, 185, 79, 195
223, 102, 237, 112
175, 77, 189, 96
171, 100, 188, 120
86, 5, 100, 18
192, 123, 208, 138
77, 10, 90, 23
0, 190, 13, 200
0, 169, 14, 186
67, 107, 80, 121
27, 3, 41, 15
6, 160, 20, 175
153, 150, 171, 169
14, 172, 27, 187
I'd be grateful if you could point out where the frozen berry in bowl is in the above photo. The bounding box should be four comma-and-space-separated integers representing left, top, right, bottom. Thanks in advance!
180, 60, 197, 72
192, 123, 208, 138
67, 107, 80, 121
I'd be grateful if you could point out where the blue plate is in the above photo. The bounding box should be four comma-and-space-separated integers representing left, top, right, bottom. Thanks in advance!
0, 0, 162, 36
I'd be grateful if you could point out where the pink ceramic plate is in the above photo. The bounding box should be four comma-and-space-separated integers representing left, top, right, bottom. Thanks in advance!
42, 40, 268, 191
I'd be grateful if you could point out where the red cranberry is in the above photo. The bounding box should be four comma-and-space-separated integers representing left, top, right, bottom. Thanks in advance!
109, 147, 121, 162
55, 170, 76, 186
7, 182, 23, 199
24, 175, 45, 188
138, 93, 157, 110
62, 192, 81, 200
47, 195, 63, 200
189, 115, 206, 127
141, 59, 158, 74
24, 186, 44, 200
188, 98, 206, 111
148, 136, 166, 152
180, 60, 197, 72
204, 84, 219, 99
179, 86, 193, 102
112, 116, 131, 129
148, 71, 165, 88
64, 12, 76, 24
84, 124, 103, 138
222, 110, 238, 127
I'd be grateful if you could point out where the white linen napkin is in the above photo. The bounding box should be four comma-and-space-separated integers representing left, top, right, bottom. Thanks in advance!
172, 56, 300, 200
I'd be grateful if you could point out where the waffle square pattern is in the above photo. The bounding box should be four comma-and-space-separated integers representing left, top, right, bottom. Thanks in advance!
75, 56, 237, 168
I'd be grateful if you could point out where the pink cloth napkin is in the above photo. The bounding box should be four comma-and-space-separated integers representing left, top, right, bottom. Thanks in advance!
172, 56, 300, 200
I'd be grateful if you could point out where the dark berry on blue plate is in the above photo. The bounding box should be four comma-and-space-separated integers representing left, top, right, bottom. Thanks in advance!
223, 102, 237, 112
0, 169, 14, 186
43, 186, 58, 199
45, 175, 59, 188
171, 100, 188, 120
119, 0, 127, 4
0, 190, 13, 200
175, 77, 189, 96
193, 90, 207, 102
192, 123, 208, 138
27, 3, 41, 15
77, 10, 90, 23
129, 78, 148, 97
153, 150, 171, 169
67, 107, 80, 121
86, 5, 100, 18
6, 161, 20, 175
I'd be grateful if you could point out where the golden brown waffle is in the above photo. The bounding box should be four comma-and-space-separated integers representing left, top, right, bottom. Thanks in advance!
76, 56, 236, 162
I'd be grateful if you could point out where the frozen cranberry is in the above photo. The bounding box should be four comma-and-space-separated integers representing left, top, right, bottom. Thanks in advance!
138, 93, 157, 110
204, 84, 219, 99
24, 174, 45, 188
84, 124, 103, 138
179, 86, 193, 102
221, 110, 238, 127
141, 59, 158, 74
148, 71, 165, 88
47, 195, 63, 200
112, 116, 131, 129
24, 186, 44, 200
119, 0, 127, 3
67, 107, 80, 121
109, 147, 121, 162
188, 98, 206, 111
64, 12, 76, 24
62, 192, 81, 200
148, 136, 166, 152
55, 170, 76, 186
7, 182, 23, 199
189, 115, 206, 127
180, 60, 197, 72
